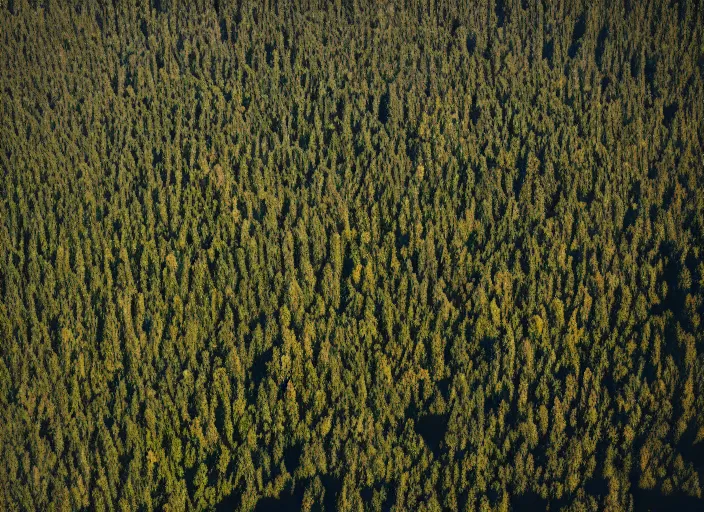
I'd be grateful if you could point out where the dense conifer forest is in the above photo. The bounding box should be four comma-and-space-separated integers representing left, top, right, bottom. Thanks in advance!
2, 0, 704, 510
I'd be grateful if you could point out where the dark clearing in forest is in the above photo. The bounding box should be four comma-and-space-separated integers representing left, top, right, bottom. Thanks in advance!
2, 1, 704, 511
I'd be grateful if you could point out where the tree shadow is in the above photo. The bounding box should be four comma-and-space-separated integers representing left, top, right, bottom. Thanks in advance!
568, 15, 586, 59
253, 483, 304, 512
414, 413, 448, 458
632, 487, 703, 511
663, 102, 678, 128
511, 491, 549, 510
595, 26, 609, 69
495, 0, 506, 28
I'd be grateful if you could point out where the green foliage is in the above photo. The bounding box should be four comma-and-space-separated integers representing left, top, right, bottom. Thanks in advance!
1, 0, 704, 510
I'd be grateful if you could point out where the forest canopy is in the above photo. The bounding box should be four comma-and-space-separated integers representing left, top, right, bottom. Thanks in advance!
1, 0, 704, 510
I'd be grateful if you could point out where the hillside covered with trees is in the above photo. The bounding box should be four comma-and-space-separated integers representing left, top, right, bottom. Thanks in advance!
2, 0, 704, 510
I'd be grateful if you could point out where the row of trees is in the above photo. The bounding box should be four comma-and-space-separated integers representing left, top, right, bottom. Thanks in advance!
1, 0, 703, 510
